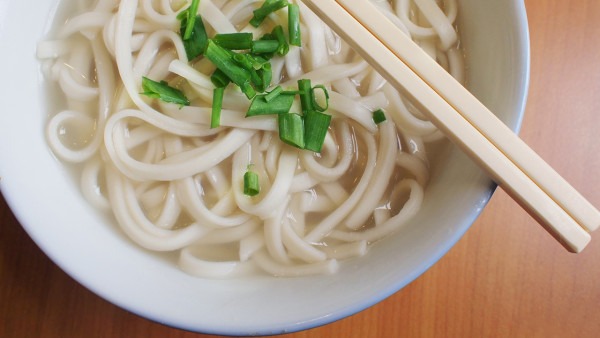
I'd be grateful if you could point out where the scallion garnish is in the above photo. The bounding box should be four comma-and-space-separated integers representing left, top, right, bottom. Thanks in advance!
310, 85, 329, 112
141, 77, 190, 107
233, 53, 256, 71
257, 63, 272, 92
204, 40, 255, 99
288, 4, 301, 47
372, 108, 387, 124
179, 15, 208, 60
180, 0, 201, 40
251, 39, 280, 54
210, 69, 231, 88
249, 70, 263, 93
213, 32, 254, 50
243, 169, 260, 196
278, 113, 305, 149
211, 87, 225, 128
272, 25, 289, 56
303, 111, 331, 152
297, 79, 314, 114
247, 92, 295, 116
249, 0, 288, 28
240, 82, 257, 100
251, 55, 270, 68
264, 85, 283, 102
173, 2, 333, 155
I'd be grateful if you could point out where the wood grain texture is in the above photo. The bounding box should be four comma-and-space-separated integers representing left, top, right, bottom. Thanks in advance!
2, 0, 600, 337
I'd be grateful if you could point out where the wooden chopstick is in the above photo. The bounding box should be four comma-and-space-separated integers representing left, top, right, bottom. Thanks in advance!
335, 0, 600, 233
301, 0, 598, 252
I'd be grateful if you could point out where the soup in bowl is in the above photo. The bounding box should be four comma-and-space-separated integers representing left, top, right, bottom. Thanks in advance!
0, 0, 528, 335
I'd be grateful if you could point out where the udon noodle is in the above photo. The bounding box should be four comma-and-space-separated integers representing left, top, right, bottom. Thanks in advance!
38, 0, 464, 277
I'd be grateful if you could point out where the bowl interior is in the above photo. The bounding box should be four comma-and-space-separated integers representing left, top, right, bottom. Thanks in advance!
0, 0, 529, 335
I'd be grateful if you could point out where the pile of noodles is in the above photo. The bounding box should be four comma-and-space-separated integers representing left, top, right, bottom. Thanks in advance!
37, 0, 464, 278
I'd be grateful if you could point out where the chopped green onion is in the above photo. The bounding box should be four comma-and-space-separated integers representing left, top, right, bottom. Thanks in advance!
230, 54, 268, 92
233, 53, 258, 71
180, 0, 201, 40
240, 82, 257, 99
372, 108, 387, 124
249, 0, 288, 28
251, 55, 270, 68
278, 113, 305, 149
264, 85, 283, 102
260, 32, 275, 41
210, 69, 231, 88
185, 8, 330, 154
141, 77, 190, 107
303, 111, 331, 152
251, 33, 279, 59
204, 40, 255, 99
249, 69, 263, 93
257, 63, 272, 93
233, 54, 271, 93
297, 79, 314, 114
251, 39, 280, 54
233, 53, 254, 70
247, 93, 295, 116
272, 25, 289, 56
211, 87, 225, 128
179, 15, 208, 60
243, 170, 260, 196
297, 80, 330, 115
288, 4, 301, 47
310, 85, 329, 112
239, 54, 267, 70
213, 32, 253, 50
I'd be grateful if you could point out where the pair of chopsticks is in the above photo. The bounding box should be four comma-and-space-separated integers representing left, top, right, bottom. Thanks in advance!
301, 0, 600, 252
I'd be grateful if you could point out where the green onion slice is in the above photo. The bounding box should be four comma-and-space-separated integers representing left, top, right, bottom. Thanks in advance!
303, 111, 331, 152
231, 54, 265, 92
240, 82, 257, 100
264, 85, 283, 102
210, 69, 231, 88
288, 4, 301, 47
250, 55, 270, 68
213, 32, 253, 50
179, 15, 208, 60
204, 40, 255, 99
372, 108, 387, 124
243, 170, 260, 196
232, 53, 266, 70
180, 0, 201, 40
257, 63, 272, 93
310, 85, 329, 112
272, 25, 289, 56
211, 87, 225, 128
249, 70, 263, 93
247, 92, 295, 117
249, 0, 288, 28
297, 79, 313, 114
141, 77, 190, 107
251, 39, 280, 55
278, 113, 305, 149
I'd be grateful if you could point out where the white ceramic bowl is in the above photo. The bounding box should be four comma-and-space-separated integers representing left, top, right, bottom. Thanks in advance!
0, 0, 529, 335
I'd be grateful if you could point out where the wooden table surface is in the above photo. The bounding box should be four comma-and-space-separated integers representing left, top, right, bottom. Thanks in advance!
3, 0, 600, 337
